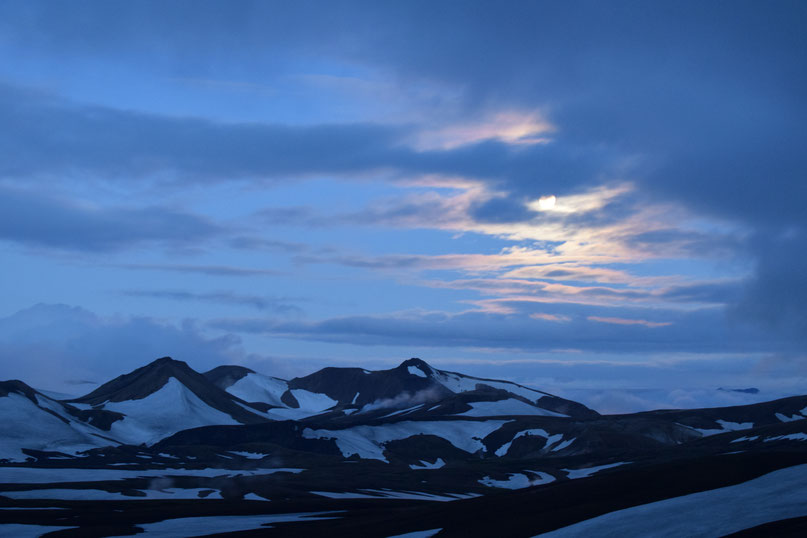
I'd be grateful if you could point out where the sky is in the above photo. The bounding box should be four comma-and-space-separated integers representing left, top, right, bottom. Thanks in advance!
1, 1, 806, 412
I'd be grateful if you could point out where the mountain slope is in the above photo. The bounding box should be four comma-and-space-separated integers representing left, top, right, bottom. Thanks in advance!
0, 380, 117, 462
68, 357, 269, 445
286, 358, 597, 420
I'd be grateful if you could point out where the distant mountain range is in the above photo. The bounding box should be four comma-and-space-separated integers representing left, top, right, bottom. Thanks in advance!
2, 357, 807, 536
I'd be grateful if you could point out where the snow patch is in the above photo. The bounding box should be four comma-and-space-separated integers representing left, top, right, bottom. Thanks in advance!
495, 429, 551, 456
290, 389, 338, 413
688, 419, 754, 437
410, 458, 445, 470
226, 373, 288, 407
457, 399, 566, 418
764, 433, 807, 442
479, 471, 555, 489
435, 372, 551, 404
776, 412, 804, 423
539, 464, 807, 538
229, 451, 267, 460
0, 467, 304, 484
303, 420, 510, 462
387, 529, 443, 538
563, 462, 630, 479
133, 512, 340, 535
104, 377, 240, 445
0, 393, 109, 461
408, 366, 427, 378
551, 437, 576, 452
0, 524, 76, 537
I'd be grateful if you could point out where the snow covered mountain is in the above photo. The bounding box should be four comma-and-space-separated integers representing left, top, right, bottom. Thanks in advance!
0, 380, 117, 462
2, 356, 807, 536
209, 357, 597, 421
65, 357, 269, 445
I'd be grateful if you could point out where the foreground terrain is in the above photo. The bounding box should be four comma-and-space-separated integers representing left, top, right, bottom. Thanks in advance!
2, 357, 807, 536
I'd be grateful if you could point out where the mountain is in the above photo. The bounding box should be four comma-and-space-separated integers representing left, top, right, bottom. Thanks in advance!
0, 380, 118, 462
67, 357, 269, 445
2, 356, 807, 537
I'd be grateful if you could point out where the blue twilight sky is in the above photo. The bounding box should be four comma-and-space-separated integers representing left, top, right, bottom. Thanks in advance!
1, 1, 806, 412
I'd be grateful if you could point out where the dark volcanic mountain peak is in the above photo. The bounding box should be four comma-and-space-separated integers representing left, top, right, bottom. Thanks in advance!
288, 361, 451, 408
0, 379, 39, 403
204, 364, 256, 389
72, 357, 199, 404
69, 356, 267, 426
398, 357, 435, 375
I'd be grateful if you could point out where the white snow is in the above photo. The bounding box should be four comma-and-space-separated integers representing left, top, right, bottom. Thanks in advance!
457, 399, 566, 418
730, 436, 759, 443
0, 524, 76, 537
538, 464, 807, 538
435, 372, 552, 405
0, 467, 304, 484
495, 429, 551, 456
243, 492, 268, 501
0, 393, 110, 461
764, 433, 807, 442
408, 366, 427, 378
352, 392, 360, 404
229, 451, 267, 459
551, 437, 576, 452
3, 488, 222, 500
689, 419, 754, 437
563, 462, 630, 479
775, 412, 804, 423
303, 420, 510, 462
410, 458, 445, 470
312, 490, 472, 502
290, 389, 338, 413
542, 434, 566, 451
479, 471, 555, 489
133, 512, 340, 535
386, 529, 443, 538
226, 373, 288, 407
103, 378, 240, 445
379, 404, 424, 419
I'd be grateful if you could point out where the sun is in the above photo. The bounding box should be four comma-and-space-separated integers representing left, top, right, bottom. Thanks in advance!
537, 195, 556, 211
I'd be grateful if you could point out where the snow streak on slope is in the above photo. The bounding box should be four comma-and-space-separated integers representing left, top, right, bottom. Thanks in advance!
479, 471, 555, 489
434, 372, 550, 404
290, 389, 338, 413
303, 420, 510, 462
225, 373, 288, 407
562, 461, 629, 479
457, 399, 566, 418
408, 366, 428, 378
0, 393, 110, 461
495, 429, 553, 456
410, 458, 445, 470
690, 419, 754, 437
539, 464, 807, 537
103, 378, 240, 445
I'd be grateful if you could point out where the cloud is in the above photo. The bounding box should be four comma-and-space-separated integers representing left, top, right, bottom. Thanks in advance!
0, 304, 243, 392
0, 186, 220, 251
210, 303, 791, 355
114, 263, 284, 277
120, 289, 304, 315
587, 316, 671, 328
0, 1, 804, 371
0, 82, 615, 196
